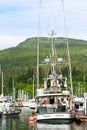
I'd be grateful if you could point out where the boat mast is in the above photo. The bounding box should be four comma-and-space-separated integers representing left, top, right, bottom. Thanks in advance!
37, 0, 41, 89
62, 0, 73, 96
1, 71, 4, 97
33, 74, 34, 99
49, 30, 56, 74
13, 78, 15, 101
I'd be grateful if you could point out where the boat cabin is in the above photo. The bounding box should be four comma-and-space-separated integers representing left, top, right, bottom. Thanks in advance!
36, 92, 71, 114
73, 97, 84, 112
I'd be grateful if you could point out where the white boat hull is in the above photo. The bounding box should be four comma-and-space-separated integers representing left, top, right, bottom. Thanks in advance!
37, 112, 73, 124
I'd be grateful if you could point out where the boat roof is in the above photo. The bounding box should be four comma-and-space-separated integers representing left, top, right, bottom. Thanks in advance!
36, 93, 70, 98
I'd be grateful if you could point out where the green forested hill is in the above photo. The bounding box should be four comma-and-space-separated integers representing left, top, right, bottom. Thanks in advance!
0, 37, 87, 97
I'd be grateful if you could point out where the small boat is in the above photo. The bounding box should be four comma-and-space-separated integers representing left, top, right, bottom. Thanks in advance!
0, 72, 13, 111
1, 109, 21, 118
73, 96, 84, 112
74, 95, 87, 123
29, 99, 37, 112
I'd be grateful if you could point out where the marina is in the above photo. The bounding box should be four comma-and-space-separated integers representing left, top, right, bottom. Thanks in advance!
0, 0, 87, 130
0, 107, 87, 130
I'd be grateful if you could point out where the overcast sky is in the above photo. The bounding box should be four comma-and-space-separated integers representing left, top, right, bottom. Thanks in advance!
0, 0, 87, 50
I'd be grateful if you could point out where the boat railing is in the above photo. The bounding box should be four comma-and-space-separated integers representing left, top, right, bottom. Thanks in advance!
44, 87, 61, 94
37, 104, 66, 114
44, 87, 68, 94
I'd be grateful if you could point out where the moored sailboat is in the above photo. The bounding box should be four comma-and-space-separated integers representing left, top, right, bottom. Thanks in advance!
0, 71, 13, 112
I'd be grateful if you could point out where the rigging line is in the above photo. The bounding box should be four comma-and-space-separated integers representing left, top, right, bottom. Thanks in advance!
0, 64, 1, 74
40, 1, 51, 62
61, 0, 73, 96
41, 1, 50, 35
37, 0, 41, 89
54, 0, 61, 36
42, 1, 59, 36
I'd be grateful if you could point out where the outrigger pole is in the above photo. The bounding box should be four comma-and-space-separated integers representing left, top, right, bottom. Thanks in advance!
62, 0, 73, 96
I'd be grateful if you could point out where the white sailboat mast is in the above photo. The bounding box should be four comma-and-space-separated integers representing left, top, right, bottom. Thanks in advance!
1, 71, 4, 97
37, 0, 41, 89
62, 0, 73, 96
13, 78, 15, 101
33, 74, 34, 99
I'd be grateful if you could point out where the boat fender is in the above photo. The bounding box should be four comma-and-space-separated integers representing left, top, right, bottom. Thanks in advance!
29, 117, 34, 124
33, 116, 37, 123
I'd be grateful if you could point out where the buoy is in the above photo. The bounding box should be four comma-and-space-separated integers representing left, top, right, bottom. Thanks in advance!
29, 117, 34, 124
33, 115, 37, 123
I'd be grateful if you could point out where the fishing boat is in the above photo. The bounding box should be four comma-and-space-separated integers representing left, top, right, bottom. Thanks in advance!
35, 0, 74, 124
35, 30, 74, 124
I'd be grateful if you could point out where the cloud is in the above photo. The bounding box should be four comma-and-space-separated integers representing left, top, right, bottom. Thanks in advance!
0, 34, 27, 50
0, 0, 87, 50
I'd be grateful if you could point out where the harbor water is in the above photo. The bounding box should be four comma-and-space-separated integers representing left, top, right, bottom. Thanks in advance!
0, 107, 87, 130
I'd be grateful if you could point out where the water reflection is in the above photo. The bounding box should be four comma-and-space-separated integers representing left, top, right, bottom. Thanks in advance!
36, 123, 71, 130
29, 124, 37, 130
2, 118, 6, 130
72, 122, 87, 130
1, 118, 87, 130
1, 107, 87, 130
1, 117, 20, 130
29, 122, 87, 130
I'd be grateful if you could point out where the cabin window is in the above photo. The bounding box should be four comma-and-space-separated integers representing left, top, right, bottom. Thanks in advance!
75, 103, 79, 109
49, 97, 54, 104
80, 103, 83, 106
